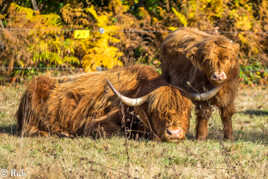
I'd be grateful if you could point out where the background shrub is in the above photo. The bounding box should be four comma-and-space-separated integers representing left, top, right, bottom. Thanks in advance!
0, 0, 267, 84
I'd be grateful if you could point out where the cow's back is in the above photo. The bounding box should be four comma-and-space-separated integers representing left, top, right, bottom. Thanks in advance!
34, 64, 165, 136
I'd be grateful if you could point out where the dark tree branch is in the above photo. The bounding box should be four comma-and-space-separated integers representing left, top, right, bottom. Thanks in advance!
0, 19, 4, 28
31, 0, 39, 11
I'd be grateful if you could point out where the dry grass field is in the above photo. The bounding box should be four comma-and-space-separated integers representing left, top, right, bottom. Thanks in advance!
0, 84, 267, 178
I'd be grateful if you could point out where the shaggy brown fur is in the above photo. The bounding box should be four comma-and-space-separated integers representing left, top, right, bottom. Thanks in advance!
17, 65, 192, 142
160, 28, 240, 140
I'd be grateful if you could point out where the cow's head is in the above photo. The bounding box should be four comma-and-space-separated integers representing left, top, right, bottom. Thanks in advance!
194, 36, 239, 85
106, 80, 191, 142
145, 86, 192, 142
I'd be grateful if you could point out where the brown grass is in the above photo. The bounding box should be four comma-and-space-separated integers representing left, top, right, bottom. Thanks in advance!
0, 84, 267, 178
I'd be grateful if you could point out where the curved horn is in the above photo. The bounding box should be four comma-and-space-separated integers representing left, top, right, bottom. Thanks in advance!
106, 79, 149, 106
175, 85, 222, 101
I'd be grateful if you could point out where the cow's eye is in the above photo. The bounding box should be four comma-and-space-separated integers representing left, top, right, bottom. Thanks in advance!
201, 59, 208, 65
220, 55, 229, 61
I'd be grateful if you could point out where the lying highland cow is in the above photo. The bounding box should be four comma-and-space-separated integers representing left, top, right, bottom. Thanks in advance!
17, 65, 220, 141
160, 28, 240, 140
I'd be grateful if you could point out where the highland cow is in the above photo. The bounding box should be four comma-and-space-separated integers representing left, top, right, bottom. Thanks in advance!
17, 65, 203, 142
160, 28, 240, 140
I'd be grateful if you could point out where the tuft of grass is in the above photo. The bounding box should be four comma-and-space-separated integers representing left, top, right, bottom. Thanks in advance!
0, 84, 267, 178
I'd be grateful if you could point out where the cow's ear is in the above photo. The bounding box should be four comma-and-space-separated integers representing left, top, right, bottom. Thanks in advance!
186, 47, 198, 62
234, 43, 240, 51
187, 46, 203, 70
187, 47, 198, 57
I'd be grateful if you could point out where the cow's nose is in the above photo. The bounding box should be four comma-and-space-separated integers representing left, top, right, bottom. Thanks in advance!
211, 74, 218, 80
166, 128, 185, 139
211, 72, 227, 82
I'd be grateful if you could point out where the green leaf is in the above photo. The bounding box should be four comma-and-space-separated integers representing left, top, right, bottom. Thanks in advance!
172, 8, 188, 27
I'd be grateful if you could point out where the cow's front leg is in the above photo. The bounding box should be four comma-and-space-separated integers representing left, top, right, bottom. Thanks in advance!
195, 104, 213, 140
219, 103, 235, 140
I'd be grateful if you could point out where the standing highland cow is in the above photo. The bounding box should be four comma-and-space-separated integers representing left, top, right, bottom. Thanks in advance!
18, 64, 210, 142
160, 28, 240, 140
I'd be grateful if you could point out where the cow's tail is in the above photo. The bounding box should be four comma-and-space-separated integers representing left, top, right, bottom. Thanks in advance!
16, 90, 33, 136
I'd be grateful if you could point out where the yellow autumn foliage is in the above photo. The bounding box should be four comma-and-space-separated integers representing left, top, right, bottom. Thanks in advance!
7, 3, 79, 68
0, 0, 266, 85
4, 3, 124, 72
82, 6, 123, 72
172, 8, 187, 27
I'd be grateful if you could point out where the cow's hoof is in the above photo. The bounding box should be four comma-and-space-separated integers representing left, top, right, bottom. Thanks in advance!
223, 136, 234, 141
196, 136, 207, 140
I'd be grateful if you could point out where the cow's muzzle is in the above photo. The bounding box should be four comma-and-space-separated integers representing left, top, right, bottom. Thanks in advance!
164, 127, 185, 141
210, 72, 227, 83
